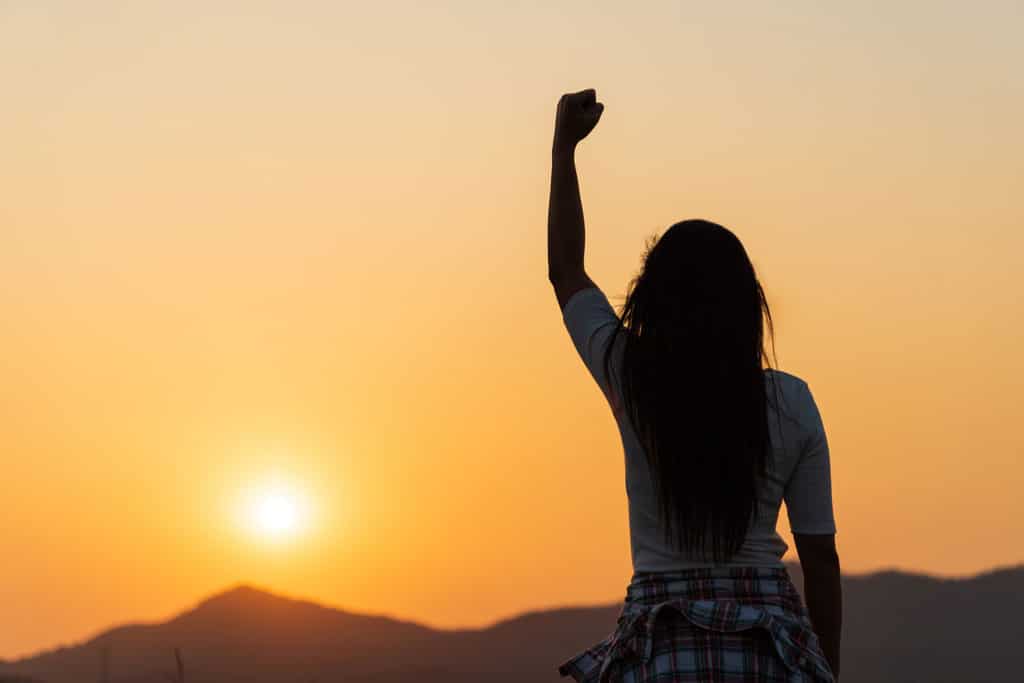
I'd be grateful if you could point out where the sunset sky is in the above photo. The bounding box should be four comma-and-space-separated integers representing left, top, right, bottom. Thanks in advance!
2, 0, 1022, 660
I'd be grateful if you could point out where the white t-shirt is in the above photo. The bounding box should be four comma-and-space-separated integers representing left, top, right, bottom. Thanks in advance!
563, 286, 836, 573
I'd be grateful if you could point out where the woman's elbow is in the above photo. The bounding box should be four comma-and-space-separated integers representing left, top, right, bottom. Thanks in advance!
794, 533, 841, 572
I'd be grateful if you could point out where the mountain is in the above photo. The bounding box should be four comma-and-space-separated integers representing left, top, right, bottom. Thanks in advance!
2, 564, 1022, 682
789, 564, 1024, 683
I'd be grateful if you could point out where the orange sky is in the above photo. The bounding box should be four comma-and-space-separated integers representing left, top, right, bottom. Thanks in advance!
2, 0, 1022, 660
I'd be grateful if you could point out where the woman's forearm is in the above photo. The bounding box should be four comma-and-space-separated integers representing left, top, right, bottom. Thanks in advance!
547, 89, 603, 303
547, 147, 586, 286
804, 564, 843, 680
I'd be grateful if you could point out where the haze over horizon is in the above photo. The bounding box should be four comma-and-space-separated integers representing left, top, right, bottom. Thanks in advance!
7, 561, 1024, 663
2, 0, 1022, 659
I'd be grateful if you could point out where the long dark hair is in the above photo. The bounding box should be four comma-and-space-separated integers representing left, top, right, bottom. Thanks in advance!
603, 219, 780, 563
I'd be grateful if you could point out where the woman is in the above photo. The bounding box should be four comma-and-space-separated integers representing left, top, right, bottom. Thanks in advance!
548, 89, 842, 683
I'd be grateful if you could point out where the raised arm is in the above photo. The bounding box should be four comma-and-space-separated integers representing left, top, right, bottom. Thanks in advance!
548, 89, 604, 309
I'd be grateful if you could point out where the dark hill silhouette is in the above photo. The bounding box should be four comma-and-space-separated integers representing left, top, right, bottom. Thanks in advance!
2, 565, 1022, 682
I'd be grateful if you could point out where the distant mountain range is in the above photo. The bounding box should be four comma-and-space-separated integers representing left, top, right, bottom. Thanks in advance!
2, 563, 1022, 683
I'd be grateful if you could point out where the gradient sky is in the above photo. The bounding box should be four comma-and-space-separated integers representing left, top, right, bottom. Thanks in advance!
2, 0, 1022, 659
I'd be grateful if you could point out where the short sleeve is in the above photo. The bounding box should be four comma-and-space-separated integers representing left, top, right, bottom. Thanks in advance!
562, 286, 622, 402
784, 382, 837, 535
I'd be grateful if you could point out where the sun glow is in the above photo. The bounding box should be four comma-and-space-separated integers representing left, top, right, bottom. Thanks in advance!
241, 480, 311, 542
255, 492, 299, 535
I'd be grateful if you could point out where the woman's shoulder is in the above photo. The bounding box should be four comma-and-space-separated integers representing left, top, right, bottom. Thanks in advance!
763, 369, 818, 427
763, 368, 809, 392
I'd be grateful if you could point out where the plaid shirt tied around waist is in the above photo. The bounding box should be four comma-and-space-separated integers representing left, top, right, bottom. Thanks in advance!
558, 567, 835, 683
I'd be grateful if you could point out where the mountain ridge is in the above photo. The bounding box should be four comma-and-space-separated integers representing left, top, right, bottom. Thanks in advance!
3, 563, 1023, 682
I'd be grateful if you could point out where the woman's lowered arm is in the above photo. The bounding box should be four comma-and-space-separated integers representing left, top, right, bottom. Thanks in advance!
795, 532, 842, 680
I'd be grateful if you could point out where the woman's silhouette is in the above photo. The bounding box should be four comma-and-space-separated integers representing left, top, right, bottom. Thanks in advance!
548, 89, 842, 682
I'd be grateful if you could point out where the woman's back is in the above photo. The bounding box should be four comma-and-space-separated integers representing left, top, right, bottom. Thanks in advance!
561, 286, 837, 574
547, 88, 840, 680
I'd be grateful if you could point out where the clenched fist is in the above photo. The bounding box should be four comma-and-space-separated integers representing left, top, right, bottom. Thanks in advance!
552, 89, 604, 154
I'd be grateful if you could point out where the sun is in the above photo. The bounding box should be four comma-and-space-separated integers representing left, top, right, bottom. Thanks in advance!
242, 481, 310, 542
255, 492, 299, 535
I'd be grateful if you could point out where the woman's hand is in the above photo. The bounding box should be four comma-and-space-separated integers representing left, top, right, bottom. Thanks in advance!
552, 89, 604, 155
